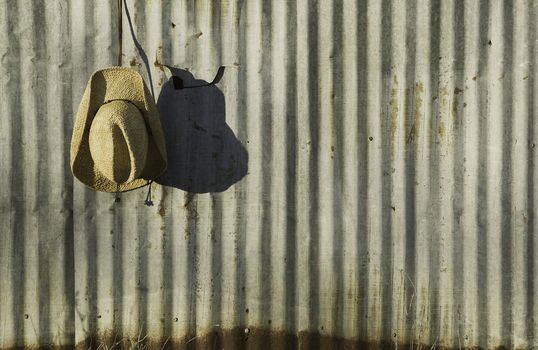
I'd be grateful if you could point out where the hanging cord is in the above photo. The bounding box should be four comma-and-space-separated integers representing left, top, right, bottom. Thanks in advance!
144, 181, 153, 206
123, 0, 155, 99
117, 0, 123, 66
115, 184, 121, 203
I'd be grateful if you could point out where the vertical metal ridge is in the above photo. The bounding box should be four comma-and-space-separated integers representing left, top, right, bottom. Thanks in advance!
451, 1, 466, 347
427, 0, 442, 345
215, 0, 234, 335
501, 1, 515, 348
259, 0, 272, 338
0, 0, 14, 346
403, 0, 418, 346
26, 0, 48, 344
284, 0, 298, 340
268, 0, 288, 342
136, 198, 149, 338
112, 196, 124, 338
243, 0, 263, 339
412, 0, 433, 346
461, 0, 480, 347
317, 0, 335, 345
159, 194, 173, 339
388, 0, 407, 345
60, 0, 76, 343
365, 0, 384, 341
72, 0, 93, 345
306, 0, 320, 346
379, 0, 393, 343
234, 0, 249, 345
355, 0, 369, 342
475, 0, 490, 347
341, 0, 359, 341
209, 192, 223, 335
486, 1, 505, 347
437, 0, 456, 346
331, 0, 344, 344
186, 193, 197, 343
294, 0, 312, 344
511, 1, 531, 347
4, 0, 24, 347
35, 0, 51, 344
527, 2, 537, 346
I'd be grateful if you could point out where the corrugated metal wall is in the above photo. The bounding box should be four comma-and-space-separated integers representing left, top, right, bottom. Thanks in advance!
1, 0, 537, 348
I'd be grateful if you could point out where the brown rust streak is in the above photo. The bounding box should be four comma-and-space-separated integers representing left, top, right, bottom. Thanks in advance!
158, 186, 167, 218
390, 75, 399, 142
452, 87, 463, 127
438, 85, 450, 141
407, 81, 424, 144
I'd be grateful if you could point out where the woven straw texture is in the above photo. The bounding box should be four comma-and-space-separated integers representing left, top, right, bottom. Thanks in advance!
70, 67, 167, 192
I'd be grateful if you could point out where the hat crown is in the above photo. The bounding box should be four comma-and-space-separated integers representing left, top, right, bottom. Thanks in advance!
71, 67, 167, 192
88, 100, 148, 185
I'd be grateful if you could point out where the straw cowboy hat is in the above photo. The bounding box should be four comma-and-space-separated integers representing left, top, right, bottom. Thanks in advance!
71, 67, 167, 193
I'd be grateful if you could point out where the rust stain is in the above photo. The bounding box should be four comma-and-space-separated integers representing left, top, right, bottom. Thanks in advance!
184, 192, 199, 239
154, 59, 165, 71
65, 327, 504, 350
154, 49, 165, 72
452, 87, 463, 126
129, 58, 139, 67
440, 85, 449, 107
158, 186, 168, 218
389, 75, 399, 155
452, 94, 458, 123
438, 120, 445, 138
407, 81, 424, 144
438, 85, 450, 141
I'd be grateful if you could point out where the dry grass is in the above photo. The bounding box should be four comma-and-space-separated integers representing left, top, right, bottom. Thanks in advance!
87, 328, 170, 350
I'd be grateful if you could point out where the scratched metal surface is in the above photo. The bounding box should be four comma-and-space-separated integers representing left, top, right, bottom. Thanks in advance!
0, 0, 537, 348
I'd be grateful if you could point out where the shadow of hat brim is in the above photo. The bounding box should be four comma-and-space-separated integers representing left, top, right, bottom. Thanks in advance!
154, 73, 248, 193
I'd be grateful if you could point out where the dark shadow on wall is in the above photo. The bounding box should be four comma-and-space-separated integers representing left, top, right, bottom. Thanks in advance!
123, 0, 247, 192
155, 67, 248, 193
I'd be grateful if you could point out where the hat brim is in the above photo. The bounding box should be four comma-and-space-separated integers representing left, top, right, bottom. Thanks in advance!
71, 67, 167, 192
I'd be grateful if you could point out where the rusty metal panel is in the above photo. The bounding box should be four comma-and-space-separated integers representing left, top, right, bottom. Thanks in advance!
1, 0, 537, 349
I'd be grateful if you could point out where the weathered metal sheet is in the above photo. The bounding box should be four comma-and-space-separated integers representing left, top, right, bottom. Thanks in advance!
1, 0, 537, 348
0, 0, 74, 347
